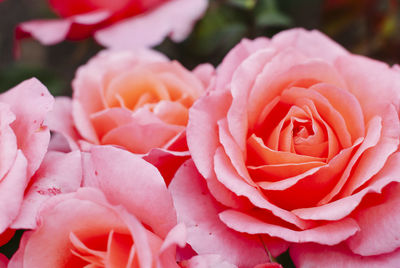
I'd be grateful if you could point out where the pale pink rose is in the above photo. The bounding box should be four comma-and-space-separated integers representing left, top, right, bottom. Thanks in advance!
48, 49, 212, 183
171, 28, 400, 267
15, 0, 208, 52
0, 78, 53, 233
9, 146, 186, 267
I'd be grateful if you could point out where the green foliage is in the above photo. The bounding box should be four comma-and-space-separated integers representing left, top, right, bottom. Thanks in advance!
0, 63, 65, 96
255, 0, 292, 27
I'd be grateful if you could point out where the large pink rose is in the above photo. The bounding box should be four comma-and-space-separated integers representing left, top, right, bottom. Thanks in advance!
0, 78, 53, 233
49, 49, 212, 183
170, 28, 400, 267
15, 0, 208, 51
9, 146, 186, 267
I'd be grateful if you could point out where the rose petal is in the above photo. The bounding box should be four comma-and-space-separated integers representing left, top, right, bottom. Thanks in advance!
101, 120, 183, 154
290, 243, 400, 268
248, 56, 347, 131
215, 37, 270, 90
143, 147, 190, 185
271, 28, 349, 62
292, 152, 400, 221
83, 146, 177, 237
0, 78, 53, 178
319, 116, 384, 204
219, 210, 359, 245
0, 151, 28, 232
16, 19, 72, 45
187, 89, 232, 179
346, 182, 400, 256
89, 108, 133, 139
228, 48, 279, 151
11, 150, 82, 229
213, 146, 310, 229
0, 253, 7, 268
339, 105, 400, 197
336, 55, 400, 122
182, 254, 237, 268
169, 160, 286, 267
0, 103, 17, 181
95, 0, 208, 48
13, 189, 127, 267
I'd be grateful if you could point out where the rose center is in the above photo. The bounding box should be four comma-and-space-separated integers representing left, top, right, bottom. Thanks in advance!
293, 120, 314, 143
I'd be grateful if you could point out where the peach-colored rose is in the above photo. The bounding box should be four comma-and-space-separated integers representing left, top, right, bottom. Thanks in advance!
0, 78, 53, 233
15, 0, 208, 51
9, 146, 186, 268
49, 49, 212, 183
170, 28, 400, 267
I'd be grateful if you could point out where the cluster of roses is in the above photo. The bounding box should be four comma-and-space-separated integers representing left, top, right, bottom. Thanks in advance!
2, 1, 400, 267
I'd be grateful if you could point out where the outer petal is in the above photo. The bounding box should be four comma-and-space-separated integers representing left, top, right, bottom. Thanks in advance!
219, 210, 359, 246
10, 189, 128, 268
169, 160, 288, 268
290, 243, 400, 268
335, 55, 400, 121
346, 182, 400, 256
0, 103, 17, 181
101, 120, 183, 154
14, 11, 110, 56
215, 37, 270, 90
271, 28, 349, 62
15, 19, 72, 45
0, 151, 28, 232
187, 89, 232, 179
95, 0, 208, 48
11, 151, 82, 229
83, 146, 177, 237
0, 78, 54, 178
182, 254, 237, 268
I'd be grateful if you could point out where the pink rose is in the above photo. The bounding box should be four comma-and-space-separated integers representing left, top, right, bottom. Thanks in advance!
0, 78, 53, 233
15, 0, 208, 51
49, 49, 212, 183
9, 146, 186, 267
170, 28, 400, 267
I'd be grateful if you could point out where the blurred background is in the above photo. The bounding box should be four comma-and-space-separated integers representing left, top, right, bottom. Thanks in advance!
0, 0, 399, 95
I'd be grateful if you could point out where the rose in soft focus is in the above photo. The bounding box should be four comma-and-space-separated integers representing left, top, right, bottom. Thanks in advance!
170, 28, 400, 267
9, 146, 186, 267
0, 78, 53, 235
15, 0, 208, 51
49, 49, 212, 182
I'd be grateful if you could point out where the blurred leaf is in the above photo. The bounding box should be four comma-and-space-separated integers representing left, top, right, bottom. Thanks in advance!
0, 230, 24, 259
228, 0, 257, 10
276, 250, 296, 268
188, 5, 247, 58
0, 63, 65, 96
256, 0, 292, 27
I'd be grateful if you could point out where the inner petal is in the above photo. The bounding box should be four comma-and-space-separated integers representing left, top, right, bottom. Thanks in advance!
247, 134, 325, 166
69, 232, 108, 267
105, 69, 170, 110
